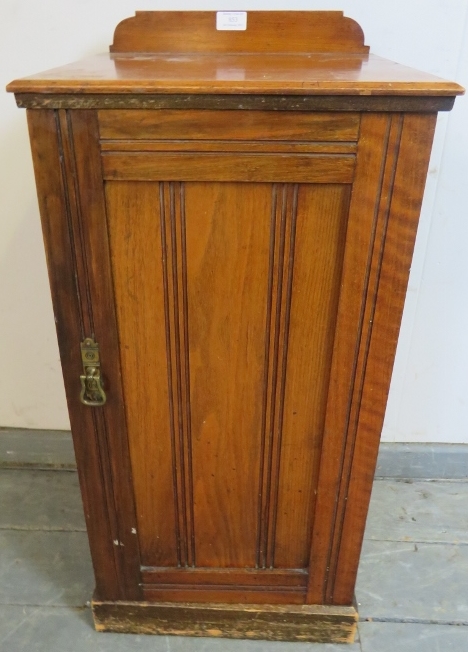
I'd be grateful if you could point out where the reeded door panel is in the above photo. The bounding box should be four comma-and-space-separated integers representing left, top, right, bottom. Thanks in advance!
105, 173, 350, 602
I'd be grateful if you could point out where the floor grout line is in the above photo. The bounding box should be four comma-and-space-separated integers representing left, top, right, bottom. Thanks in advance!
356, 621, 363, 651
0, 603, 88, 609
364, 537, 468, 545
0, 466, 77, 472
0, 526, 86, 532
374, 477, 468, 483
360, 616, 468, 626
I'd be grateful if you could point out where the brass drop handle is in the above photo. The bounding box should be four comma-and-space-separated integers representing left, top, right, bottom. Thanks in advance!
80, 337, 107, 407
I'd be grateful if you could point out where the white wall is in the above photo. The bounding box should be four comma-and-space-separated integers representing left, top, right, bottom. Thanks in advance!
1, 1, 467, 440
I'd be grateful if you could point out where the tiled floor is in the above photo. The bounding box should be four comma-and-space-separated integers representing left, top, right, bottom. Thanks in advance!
0, 469, 467, 650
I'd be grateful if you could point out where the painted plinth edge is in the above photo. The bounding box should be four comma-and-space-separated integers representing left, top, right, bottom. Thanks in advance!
92, 599, 358, 643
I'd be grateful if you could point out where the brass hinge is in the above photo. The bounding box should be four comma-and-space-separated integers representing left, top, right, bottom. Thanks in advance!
80, 337, 106, 407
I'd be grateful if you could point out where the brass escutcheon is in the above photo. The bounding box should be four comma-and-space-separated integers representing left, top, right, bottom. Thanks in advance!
79, 337, 106, 406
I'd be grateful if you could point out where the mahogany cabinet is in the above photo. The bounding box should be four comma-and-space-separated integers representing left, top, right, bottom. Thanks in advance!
7, 11, 463, 643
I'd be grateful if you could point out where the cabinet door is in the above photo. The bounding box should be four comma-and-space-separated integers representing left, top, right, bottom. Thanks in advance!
99, 109, 356, 604
28, 108, 436, 606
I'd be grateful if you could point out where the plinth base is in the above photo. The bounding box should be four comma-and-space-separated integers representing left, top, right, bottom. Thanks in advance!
92, 599, 358, 643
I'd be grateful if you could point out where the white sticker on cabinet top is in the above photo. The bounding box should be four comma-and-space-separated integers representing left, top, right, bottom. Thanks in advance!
216, 12, 247, 31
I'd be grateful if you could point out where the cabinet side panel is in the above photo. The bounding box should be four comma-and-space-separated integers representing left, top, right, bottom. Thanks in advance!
307, 113, 393, 605
331, 113, 437, 604
105, 181, 178, 567
185, 182, 271, 568
273, 184, 350, 569
26, 109, 121, 599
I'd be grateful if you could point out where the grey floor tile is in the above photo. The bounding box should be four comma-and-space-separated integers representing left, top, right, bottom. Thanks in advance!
0, 531, 94, 606
359, 621, 468, 651
365, 480, 468, 544
356, 539, 468, 622
0, 606, 170, 652
0, 430, 75, 469
3, 466, 468, 647
0, 469, 85, 531
0, 605, 26, 643
375, 443, 468, 480
169, 634, 360, 651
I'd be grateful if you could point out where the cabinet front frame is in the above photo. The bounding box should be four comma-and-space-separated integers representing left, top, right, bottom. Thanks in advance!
27, 106, 436, 606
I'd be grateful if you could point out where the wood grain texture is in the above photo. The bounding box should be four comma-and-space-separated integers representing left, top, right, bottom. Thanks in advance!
7, 52, 463, 98
185, 182, 271, 569
324, 114, 404, 605
98, 110, 360, 142
307, 113, 395, 605
100, 140, 357, 155
305, 112, 438, 606
140, 568, 307, 587
105, 172, 354, 599
330, 113, 438, 604
142, 586, 305, 604
102, 152, 355, 183
257, 184, 298, 570
27, 109, 121, 600
92, 599, 357, 642
27, 109, 141, 601
272, 184, 350, 570
106, 181, 178, 568
255, 183, 350, 572
111, 11, 368, 54
160, 181, 196, 568
65, 110, 142, 600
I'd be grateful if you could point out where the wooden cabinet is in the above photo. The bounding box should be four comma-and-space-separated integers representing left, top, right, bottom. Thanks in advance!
7, 11, 463, 643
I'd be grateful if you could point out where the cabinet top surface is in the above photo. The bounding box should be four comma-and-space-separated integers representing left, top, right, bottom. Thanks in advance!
6, 12, 463, 97
7, 53, 463, 97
